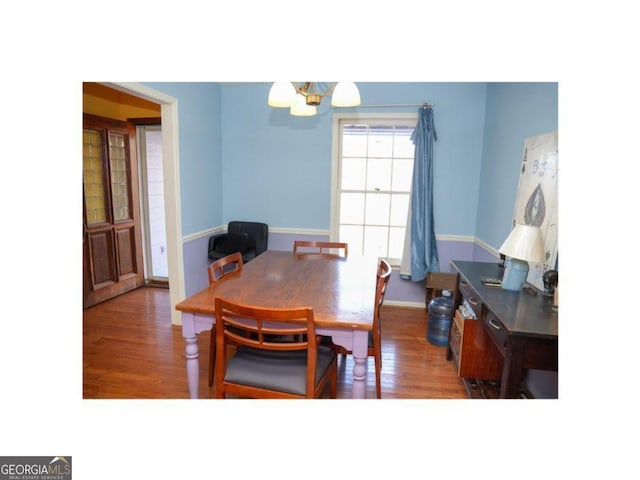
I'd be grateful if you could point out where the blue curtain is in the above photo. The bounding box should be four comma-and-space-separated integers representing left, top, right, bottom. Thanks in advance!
409, 105, 439, 281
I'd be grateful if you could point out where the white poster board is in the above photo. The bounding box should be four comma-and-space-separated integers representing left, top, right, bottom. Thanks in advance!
511, 131, 558, 291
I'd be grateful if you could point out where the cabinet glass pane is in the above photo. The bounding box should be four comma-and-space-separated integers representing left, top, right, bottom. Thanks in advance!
109, 132, 130, 221
83, 129, 106, 225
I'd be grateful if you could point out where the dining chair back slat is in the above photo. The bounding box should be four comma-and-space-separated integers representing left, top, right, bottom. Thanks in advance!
208, 252, 243, 284
293, 240, 348, 258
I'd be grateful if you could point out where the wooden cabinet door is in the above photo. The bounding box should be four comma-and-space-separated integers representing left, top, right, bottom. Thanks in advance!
83, 114, 144, 308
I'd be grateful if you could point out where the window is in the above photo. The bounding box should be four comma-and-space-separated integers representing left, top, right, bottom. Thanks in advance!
331, 114, 417, 265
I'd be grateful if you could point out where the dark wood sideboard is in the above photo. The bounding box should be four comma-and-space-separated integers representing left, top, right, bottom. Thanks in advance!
449, 261, 558, 399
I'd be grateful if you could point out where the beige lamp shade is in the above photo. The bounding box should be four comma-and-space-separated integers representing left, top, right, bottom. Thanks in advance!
268, 82, 297, 107
499, 224, 545, 263
331, 82, 361, 107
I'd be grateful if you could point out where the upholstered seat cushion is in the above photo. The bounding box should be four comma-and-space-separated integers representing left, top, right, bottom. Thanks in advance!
214, 233, 254, 254
224, 346, 336, 396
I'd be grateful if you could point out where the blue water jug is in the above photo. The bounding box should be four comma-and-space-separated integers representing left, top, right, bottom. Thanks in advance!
427, 290, 454, 347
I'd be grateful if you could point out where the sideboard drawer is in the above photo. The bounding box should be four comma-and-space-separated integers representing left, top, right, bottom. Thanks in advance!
484, 310, 508, 352
459, 280, 482, 317
451, 309, 502, 380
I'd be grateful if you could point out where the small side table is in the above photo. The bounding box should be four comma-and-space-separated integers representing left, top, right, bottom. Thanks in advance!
425, 272, 459, 311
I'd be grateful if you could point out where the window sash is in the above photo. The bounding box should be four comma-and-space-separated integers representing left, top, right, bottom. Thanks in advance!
333, 115, 417, 265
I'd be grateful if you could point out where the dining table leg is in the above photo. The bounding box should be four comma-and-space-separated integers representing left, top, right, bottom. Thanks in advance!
351, 330, 369, 399
185, 336, 200, 399
182, 312, 200, 399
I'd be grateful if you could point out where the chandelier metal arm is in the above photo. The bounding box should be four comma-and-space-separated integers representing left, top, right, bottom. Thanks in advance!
268, 81, 359, 115
291, 82, 337, 106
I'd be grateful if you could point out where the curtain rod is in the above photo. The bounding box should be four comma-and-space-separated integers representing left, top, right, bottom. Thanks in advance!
353, 102, 434, 108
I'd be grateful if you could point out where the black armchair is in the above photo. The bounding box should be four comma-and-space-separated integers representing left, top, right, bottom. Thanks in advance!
208, 221, 269, 263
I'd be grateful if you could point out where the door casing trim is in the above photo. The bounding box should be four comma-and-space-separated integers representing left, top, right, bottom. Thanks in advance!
102, 82, 184, 325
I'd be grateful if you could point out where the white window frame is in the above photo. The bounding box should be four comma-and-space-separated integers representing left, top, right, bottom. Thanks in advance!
330, 112, 418, 266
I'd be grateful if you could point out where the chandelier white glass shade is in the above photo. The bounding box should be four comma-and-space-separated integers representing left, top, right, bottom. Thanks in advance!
268, 82, 361, 116
331, 82, 361, 107
267, 82, 297, 107
290, 94, 317, 116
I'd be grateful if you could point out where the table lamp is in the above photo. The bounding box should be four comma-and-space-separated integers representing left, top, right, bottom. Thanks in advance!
498, 224, 545, 291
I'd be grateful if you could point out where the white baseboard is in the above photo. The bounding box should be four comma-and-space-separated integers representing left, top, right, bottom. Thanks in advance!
383, 300, 426, 309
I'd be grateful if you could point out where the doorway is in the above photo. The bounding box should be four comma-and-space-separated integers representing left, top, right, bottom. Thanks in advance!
89, 82, 184, 325
137, 124, 168, 285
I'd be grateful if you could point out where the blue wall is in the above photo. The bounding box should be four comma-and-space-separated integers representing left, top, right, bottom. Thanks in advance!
220, 82, 487, 234
141, 81, 558, 303
144, 82, 223, 236
142, 81, 557, 246
476, 82, 559, 249
476, 82, 559, 399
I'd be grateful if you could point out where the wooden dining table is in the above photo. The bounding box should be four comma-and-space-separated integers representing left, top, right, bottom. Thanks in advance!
175, 250, 378, 399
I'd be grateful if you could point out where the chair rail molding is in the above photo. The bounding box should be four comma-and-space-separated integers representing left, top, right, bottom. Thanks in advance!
182, 225, 225, 243
182, 225, 329, 243
269, 226, 330, 236
473, 236, 500, 258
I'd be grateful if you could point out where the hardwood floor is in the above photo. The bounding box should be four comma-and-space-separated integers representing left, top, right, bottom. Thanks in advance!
83, 286, 468, 399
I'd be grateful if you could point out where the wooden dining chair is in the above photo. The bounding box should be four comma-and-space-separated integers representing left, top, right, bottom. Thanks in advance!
293, 240, 348, 258
207, 252, 243, 387
332, 258, 391, 399
207, 251, 243, 284
214, 297, 338, 399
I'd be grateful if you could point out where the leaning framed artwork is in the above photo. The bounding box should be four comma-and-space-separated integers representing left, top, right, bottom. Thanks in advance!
511, 131, 558, 291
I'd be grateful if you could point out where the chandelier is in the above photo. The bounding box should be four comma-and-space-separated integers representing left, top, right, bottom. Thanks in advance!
267, 82, 361, 116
